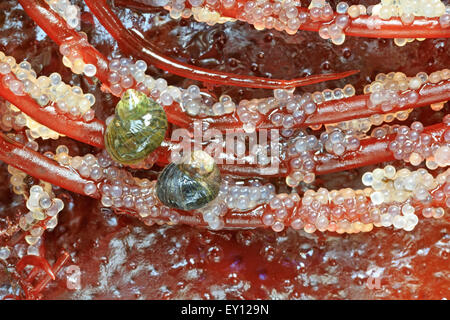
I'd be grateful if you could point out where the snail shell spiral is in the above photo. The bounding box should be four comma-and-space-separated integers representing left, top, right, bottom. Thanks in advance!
105, 89, 168, 164
156, 151, 221, 211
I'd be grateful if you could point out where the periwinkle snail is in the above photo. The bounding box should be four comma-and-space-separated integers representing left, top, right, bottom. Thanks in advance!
156, 150, 221, 211
105, 89, 168, 164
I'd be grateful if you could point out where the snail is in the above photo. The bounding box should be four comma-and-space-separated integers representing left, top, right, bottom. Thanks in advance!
105, 89, 168, 164
156, 150, 221, 211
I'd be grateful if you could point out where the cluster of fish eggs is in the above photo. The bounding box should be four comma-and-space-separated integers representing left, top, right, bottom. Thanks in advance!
8, 176, 65, 254
233, 85, 354, 134
320, 128, 360, 156
262, 192, 301, 232
236, 85, 356, 135
0, 101, 27, 133
372, 0, 450, 46
8, 163, 36, 197
99, 170, 183, 227
45, 0, 81, 29
197, 197, 228, 230
263, 181, 396, 234
101, 178, 159, 218
285, 130, 321, 187
321, 0, 450, 45
59, 39, 98, 79
318, 3, 354, 45
162, 0, 450, 47
363, 166, 449, 222
323, 109, 412, 144
167, 0, 236, 24
294, 167, 448, 234
192, 176, 276, 230
181, 85, 236, 117
164, 0, 347, 38
373, 0, 448, 20
222, 178, 276, 211
108, 55, 240, 117
108, 58, 154, 96
165, 0, 314, 33
107, 57, 206, 112
242, 0, 332, 34
311, 84, 356, 105
369, 120, 405, 140
388, 116, 450, 168
269, 90, 317, 130
366, 69, 450, 112
0, 101, 61, 140
21, 184, 63, 241
50, 147, 183, 224
362, 110, 411, 137
293, 187, 379, 234
51, 146, 108, 196
0, 51, 96, 121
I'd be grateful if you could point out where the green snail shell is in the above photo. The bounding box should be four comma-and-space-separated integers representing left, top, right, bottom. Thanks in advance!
105, 89, 168, 164
156, 151, 221, 211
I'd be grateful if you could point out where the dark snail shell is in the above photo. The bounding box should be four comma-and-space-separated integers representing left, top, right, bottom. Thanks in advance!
156, 151, 221, 211
105, 89, 168, 164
